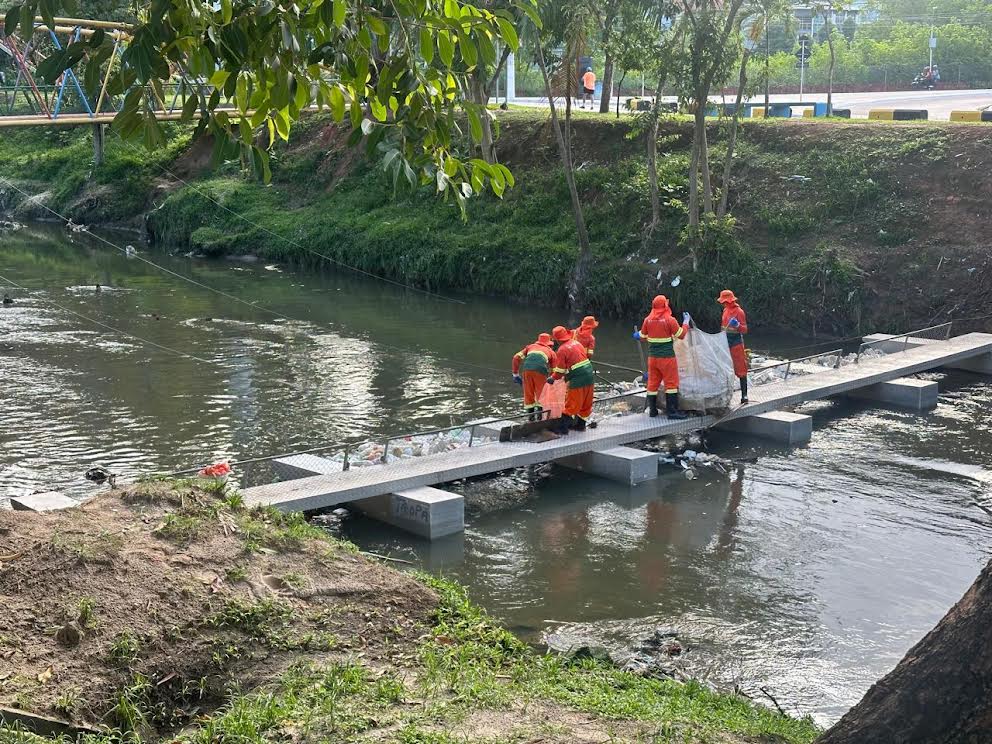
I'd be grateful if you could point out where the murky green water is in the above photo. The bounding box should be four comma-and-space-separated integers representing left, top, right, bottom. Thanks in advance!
3, 224, 991, 725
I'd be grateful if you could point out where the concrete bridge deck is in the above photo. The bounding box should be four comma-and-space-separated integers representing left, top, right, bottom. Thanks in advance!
243, 332, 992, 522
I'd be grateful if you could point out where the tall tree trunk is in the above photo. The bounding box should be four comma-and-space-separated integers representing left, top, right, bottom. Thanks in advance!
536, 45, 593, 317
599, 37, 614, 114
469, 73, 496, 164
826, 30, 835, 114
764, 12, 770, 111
646, 74, 666, 231
718, 51, 750, 218
699, 114, 713, 216
615, 69, 627, 118
688, 119, 700, 229
818, 558, 992, 743
687, 122, 701, 272
466, 46, 511, 165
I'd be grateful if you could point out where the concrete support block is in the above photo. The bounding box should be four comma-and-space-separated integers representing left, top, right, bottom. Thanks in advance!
273, 454, 342, 480
718, 410, 812, 446
862, 334, 992, 374
10, 492, 77, 512
273, 456, 464, 539
847, 377, 938, 411
558, 446, 659, 485
351, 487, 464, 540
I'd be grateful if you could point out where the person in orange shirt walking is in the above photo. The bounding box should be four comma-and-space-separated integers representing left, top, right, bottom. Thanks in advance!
572, 315, 598, 356
717, 289, 750, 404
511, 332, 557, 421
580, 67, 596, 110
633, 295, 690, 419
551, 325, 596, 433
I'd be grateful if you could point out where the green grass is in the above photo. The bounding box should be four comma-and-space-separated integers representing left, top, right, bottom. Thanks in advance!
0, 570, 820, 744
109, 629, 141, 664
415, 574, 821, 743
1, 110, 967, 335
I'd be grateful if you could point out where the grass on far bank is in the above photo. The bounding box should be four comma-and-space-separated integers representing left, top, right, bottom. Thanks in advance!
3, 107, 983, 336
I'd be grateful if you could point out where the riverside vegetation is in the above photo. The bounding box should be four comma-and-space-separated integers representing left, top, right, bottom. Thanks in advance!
1, 109, 990, 335
0, 480, 820, 743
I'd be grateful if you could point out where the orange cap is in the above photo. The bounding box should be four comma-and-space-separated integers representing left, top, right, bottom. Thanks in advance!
537, 332, 553, 345
717, 289, 737, 304
580, 315, 599, 330
552, 325, 573, 343
652, 295, 669, 311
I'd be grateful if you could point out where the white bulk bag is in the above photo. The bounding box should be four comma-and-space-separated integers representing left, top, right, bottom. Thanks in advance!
674, 328, 737, 411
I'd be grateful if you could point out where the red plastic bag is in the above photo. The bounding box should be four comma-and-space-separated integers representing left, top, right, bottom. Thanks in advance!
539, 380, 566, 418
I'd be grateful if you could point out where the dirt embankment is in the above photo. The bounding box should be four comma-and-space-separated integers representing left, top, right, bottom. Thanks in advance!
0, 481, 434, 734
0, 481, 822, 744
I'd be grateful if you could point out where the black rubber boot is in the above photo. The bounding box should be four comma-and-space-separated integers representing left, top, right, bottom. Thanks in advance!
647, 394, 659, 418
739, 377, 749, 404
555, 415, 573, 435
573, 417, 587, 432
666, 392, 688, 420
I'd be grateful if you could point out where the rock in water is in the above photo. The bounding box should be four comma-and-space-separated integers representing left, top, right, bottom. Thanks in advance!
570, 645, 613, 663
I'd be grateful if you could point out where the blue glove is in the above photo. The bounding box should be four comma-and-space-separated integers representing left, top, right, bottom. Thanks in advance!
632, 330, 642, 340
513, 374, 522, 385
682, 312, 691, 325
728, 317, 740, 329
546, 376, 555, 386
641, 372, 648, 383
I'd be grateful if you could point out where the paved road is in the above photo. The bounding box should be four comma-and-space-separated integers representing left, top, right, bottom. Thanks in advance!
514, 88, 992, 120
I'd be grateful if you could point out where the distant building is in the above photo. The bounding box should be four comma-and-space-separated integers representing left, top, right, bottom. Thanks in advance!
792, 0, 878, 39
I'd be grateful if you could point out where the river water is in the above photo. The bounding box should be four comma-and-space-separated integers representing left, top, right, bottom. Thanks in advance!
2, 224, 991, 726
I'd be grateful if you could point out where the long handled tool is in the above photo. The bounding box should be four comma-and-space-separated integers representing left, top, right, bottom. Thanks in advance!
633, 324, 647, 379
593, 359, 644, 376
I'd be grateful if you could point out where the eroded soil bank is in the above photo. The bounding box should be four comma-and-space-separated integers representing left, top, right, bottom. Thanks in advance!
0, 480, 819, 743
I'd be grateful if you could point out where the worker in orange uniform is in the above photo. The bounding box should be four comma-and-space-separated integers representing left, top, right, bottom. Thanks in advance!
572, 315, 598, 356
633, 295, 690, 419
718, 289, 749, 404
550, 325, 596, 433
512, 332, 557, 421
581, 67, 596, 109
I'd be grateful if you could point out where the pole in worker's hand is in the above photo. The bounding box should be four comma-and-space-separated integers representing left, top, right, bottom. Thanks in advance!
633, 324, 647, 382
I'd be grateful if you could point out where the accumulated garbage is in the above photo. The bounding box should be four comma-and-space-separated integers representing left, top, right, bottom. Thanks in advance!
319, 427, 493, 468
659, 446, 732, 477
0, 220, 22, 231
674, 329, 737, 411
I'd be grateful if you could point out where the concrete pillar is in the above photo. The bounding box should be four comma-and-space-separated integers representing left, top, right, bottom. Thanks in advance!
351, 487, 464, 540
717, 410, 813, 446
273, 453, 342, 478
506, 52, 516, 102
272, 456, 464, 540
10, 492, 77, 512
92, 123, 105, 166
558, 446, 659, 485
847, 377, 938, 411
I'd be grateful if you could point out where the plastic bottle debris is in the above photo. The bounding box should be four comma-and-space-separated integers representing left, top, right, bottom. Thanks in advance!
670, 275, 681, 287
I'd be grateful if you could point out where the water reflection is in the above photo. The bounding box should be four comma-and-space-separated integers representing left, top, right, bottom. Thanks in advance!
3, 224, 992, 725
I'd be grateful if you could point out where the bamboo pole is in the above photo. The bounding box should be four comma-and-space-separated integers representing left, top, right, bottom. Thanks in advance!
34, 17, 134, 31
94, 40, 120, 115
34, 25, 130, 40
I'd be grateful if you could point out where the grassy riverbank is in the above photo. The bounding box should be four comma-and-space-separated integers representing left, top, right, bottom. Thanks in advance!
2, 110, 990, 335
0, 481, 819, 743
